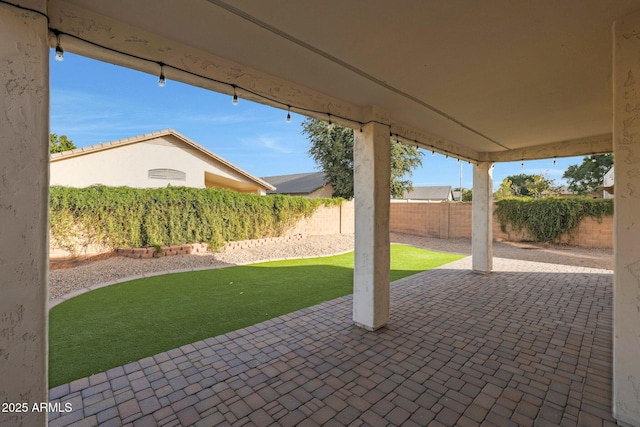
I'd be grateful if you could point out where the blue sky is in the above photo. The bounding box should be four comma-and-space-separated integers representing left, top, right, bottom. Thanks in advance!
51, 52, 584, 190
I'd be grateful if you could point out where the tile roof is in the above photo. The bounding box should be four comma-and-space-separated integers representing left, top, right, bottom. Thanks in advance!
261, 172, 329, 195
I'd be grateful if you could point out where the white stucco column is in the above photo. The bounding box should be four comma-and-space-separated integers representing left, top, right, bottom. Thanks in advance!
613, 11, 640, 427
472, 162, 493, 273
353, 121, 390, 330
0, 2, 49, 427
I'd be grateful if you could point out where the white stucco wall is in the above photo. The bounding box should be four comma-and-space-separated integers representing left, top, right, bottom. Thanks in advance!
613, 10, 640, 427
50, 135, 261, 191
603, 167, 614, 198
0, 2, 49, 426
353, 120, 391, 331
308, 184, 334, 198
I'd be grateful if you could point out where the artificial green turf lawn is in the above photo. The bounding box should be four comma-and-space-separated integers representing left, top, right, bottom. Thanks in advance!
49, 244, 464, 387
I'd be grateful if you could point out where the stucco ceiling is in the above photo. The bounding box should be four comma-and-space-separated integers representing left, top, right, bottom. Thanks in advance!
50, 0, 640, 161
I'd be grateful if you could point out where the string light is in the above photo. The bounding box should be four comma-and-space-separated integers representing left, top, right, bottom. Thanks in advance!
232, 86, 239, 106
521, 159, 524, 168
553, 157, 557, 165
0, 0, 494, 166
158, 63, 166, 87
42, 27, 487, 165
54, 33, 64, 62
44, 28, 466, 158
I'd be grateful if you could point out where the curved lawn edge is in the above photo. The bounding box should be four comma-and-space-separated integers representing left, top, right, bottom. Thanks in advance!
49, 246, 466, 387
48, 248, 357, 310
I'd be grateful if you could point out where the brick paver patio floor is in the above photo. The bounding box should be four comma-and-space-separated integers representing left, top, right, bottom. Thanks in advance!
48, 257, 615, 426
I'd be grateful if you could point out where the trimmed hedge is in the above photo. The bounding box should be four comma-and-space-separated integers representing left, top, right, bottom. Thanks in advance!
495, 197, 613, 243
50, 186, 341, 253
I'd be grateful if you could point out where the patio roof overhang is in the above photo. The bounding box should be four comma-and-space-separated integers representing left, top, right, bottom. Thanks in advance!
48, 0, 638, 162
3, 1, 640, 426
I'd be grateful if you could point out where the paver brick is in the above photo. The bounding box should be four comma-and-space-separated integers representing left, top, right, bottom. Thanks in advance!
385, 406, 412, 425
464, 403, 489, 423
510, 410, 534, 427
46, 256, 616, 427
435, 407, 461, 425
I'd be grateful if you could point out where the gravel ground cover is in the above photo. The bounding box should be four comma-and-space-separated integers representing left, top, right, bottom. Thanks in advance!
391, 233, 613, 270
49, 234, 355, 300
49, 232, 612, 301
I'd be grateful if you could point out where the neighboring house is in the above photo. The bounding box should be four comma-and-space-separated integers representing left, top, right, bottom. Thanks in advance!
396, 186, 454, 202
543, 186, 579, 198
50, 129, 274, 194
543, 186, 603, 198
262, 172, 334, 198
603, 167, 614, 198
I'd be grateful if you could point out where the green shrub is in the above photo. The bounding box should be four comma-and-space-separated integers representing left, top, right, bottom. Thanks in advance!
50, 186, 341, 252
495, 197, 613, 243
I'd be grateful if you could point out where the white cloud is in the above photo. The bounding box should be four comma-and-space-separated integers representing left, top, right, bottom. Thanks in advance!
50, 88, 165, 145
240, 136, 294, 154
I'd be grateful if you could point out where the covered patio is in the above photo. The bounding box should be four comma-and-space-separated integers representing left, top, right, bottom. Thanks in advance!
48, 256, 613, 426
2, 1, 640, 425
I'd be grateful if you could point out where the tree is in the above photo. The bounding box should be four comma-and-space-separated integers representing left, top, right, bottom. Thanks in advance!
494, 178, 514, 200
50, 133, 76, 153
494, 173, 553, 199
562, 154, 613, 195
389, 142, 424, 198
302, 118, 424, 199
524, 174, 554, 198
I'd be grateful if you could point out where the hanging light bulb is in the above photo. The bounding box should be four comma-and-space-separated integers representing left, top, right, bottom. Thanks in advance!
457, 158, 460, 163
521, 159, 524, 168
445, 154, 449, 159
431, 148, 435, 156
232, 86, 239, 106
553, 157, 557, 166
158, 64, 166, 87
54, 33, 64, 62
286, 106, 291, 123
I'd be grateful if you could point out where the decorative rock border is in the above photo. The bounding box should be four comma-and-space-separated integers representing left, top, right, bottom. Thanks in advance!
116, 243, 209, 259
221, 234, 304, 251
115, 234, 306, 259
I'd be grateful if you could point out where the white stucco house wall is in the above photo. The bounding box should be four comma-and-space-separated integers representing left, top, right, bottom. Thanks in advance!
603, 166, 614, 198
394, 186, 455, 203
50, 129, 275, 194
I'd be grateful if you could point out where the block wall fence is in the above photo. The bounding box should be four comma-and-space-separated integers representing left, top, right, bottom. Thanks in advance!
49, 201, 356, 259
389, 201, 613, 248
49, 199, 612, 259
